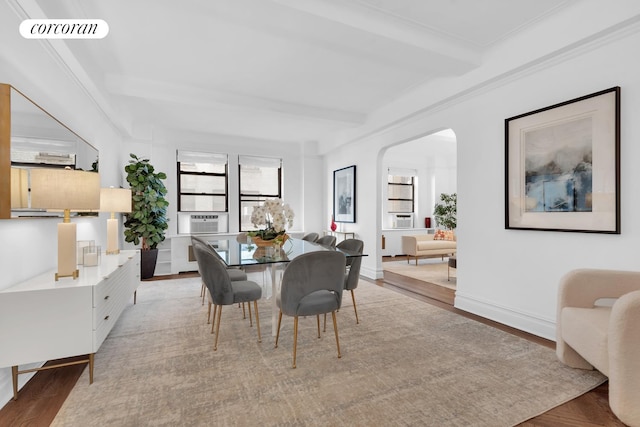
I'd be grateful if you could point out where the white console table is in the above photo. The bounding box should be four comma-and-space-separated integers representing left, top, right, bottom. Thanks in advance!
0, 250, 140, 400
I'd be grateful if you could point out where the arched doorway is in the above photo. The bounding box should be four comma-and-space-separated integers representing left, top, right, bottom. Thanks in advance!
379, 129, 457, 304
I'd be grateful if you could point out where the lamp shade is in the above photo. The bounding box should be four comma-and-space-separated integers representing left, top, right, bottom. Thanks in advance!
31, 168, 100, 210
100, 187, 132, 213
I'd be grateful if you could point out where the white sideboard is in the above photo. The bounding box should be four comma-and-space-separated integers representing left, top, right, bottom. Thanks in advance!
0, 250, 140, 399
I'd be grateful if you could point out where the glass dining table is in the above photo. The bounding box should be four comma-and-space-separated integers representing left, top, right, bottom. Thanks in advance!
209, 237, 366, 335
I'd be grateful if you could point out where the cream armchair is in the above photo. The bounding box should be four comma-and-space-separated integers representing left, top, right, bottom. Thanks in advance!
556, 269, 640, 427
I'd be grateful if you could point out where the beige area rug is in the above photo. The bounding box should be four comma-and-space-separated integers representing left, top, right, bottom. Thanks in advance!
52, 276, 604, 427
383, 259, 456, 289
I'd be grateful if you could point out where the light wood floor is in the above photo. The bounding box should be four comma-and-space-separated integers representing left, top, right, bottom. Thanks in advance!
0, 270, 625, 426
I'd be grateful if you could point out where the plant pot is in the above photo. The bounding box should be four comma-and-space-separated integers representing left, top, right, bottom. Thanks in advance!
140, 248, 159, 280
252, 234, 289, 247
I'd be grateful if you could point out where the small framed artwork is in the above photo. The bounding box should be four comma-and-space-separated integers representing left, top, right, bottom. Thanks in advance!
505, 87, 620, 233
333, 165, 356, 223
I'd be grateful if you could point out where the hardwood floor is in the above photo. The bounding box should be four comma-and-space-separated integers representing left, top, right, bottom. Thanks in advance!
0, 271, 625, 426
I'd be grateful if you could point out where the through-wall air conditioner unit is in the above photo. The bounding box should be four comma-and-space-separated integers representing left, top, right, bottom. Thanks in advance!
190, 214, 219, 234
393, 214, 413, 229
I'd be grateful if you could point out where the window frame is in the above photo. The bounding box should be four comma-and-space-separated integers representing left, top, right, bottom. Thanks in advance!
387, 174, 415, 214
238, 156, 283, 232
177, 152, 229, 212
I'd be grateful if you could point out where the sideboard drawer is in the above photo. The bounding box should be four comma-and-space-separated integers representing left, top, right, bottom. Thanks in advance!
93, 263, 128, 307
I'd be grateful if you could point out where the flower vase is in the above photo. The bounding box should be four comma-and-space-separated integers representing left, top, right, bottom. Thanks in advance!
252, 233, 288, 247
330, 215, 337, 232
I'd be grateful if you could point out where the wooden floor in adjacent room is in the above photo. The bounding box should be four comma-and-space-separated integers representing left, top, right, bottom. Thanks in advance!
0, 270, 625, 427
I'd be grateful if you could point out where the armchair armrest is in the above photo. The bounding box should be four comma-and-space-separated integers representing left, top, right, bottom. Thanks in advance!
608, 290, 640, 423
556, 269, 640, 369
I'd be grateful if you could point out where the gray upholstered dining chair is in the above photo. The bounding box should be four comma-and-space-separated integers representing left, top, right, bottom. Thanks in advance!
301, 232, 319, 242
315, 235, 337, 248
191, 236, 247, 308
337, 239, 364, 324
275, 251, 346, 368
192, 243, 262, 351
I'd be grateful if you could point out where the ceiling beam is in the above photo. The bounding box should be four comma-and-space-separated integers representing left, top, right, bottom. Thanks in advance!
105, 74, 367, 125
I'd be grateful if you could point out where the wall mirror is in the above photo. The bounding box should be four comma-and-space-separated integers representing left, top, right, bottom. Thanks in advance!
0, 83, 99, 219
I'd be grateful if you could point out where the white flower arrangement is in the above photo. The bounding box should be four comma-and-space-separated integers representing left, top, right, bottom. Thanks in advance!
249, 198, 294, 240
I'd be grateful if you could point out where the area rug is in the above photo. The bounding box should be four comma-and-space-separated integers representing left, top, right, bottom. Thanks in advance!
383, 259, 456, 289
51, 276, 604, 427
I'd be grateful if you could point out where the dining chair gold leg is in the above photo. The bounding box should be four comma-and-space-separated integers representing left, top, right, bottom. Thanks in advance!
332, 311, 341, 359
323, 313, 327, 332
248, 301, 253, 327
253, 300, 261, 343
351, 289, 359, 324
211, 304, 217, 334
201, 283, 206, 305
242, 302, 246, 319
292, 316, 299, 369
316, 315, 321, 338
207, 301, 211, 324
214, 305, 222, 351
275, 311, 283, 348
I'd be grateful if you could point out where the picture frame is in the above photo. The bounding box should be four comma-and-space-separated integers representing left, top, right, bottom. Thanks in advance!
333, 165, 356, 223
505, 87, 620, 233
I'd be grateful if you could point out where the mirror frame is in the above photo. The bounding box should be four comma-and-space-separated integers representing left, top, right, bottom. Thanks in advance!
0, 83, 99, 219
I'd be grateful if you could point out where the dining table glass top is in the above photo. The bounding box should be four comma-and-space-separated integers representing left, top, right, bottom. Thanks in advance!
209, 237, 364, 268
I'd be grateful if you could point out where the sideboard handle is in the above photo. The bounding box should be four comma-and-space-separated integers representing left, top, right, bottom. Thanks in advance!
104, 295, 109, 300
104, 315, 110, 321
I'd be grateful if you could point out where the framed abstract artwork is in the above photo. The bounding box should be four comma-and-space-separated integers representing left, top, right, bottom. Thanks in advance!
333, 165, 356, 223
505, 87, 620, 233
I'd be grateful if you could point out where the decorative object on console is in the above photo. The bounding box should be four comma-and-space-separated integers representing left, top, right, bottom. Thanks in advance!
247, 198, 294, 245
83, 245, 101, 266
330, 214, 337, 231
30, 167, 100, 280
505, 87, 620, 233
100, 187, 132, 255
124, 153, 169, 279
433, 193, 457, 230
77, 240, 95, 265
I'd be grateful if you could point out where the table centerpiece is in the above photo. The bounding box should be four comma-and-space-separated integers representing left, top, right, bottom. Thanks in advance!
247, 198, 294, 247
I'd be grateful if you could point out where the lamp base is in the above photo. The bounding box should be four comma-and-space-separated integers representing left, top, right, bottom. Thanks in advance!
106, 218, 120, 255
56, 221, 79, 281
55, 270, 79, 281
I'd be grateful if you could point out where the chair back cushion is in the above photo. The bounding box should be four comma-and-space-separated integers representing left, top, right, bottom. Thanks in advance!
337, 238, 364, 267
279, 251, 346, 316
316, 235, 337, 247
193, 243, 234, 305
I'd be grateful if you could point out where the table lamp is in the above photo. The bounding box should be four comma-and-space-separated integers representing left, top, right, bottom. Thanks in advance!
100, 187, 132, 255
30, 168, 100, 280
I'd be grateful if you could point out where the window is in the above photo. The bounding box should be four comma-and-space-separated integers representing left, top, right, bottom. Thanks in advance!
239, 155, 282, 231
177, 151, 228, 212
387, 172, 415, 213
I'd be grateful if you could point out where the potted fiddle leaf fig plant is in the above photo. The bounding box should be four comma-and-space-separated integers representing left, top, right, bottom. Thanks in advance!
433, 192, 457, 230
124, 153, 169, 279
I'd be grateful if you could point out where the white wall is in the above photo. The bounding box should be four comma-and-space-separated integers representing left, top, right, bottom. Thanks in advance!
323, 5, 640, 342
120, 130, 322, 246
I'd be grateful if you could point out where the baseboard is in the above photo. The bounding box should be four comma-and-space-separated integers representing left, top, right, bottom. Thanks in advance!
454, 292, 556, 341
361, 265, 383, 280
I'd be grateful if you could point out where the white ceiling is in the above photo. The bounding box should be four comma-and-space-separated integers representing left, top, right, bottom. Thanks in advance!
23, 0, 577, 146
